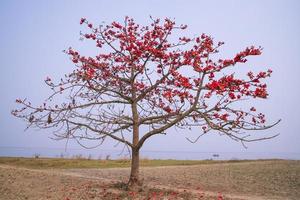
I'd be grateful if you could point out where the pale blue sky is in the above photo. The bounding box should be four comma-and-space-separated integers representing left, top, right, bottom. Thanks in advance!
1, 0, 299, 159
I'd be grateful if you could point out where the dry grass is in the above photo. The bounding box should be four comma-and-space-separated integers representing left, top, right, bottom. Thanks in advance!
0, 156, 254, 169
0, 158, 299, 199
65, 159, 300, 199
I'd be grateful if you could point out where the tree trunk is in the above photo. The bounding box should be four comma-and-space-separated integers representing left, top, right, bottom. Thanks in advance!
128, 148, 140, 188
128, 101, 141, 189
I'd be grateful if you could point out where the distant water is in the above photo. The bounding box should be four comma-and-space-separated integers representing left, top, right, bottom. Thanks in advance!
0, 146, 299, 160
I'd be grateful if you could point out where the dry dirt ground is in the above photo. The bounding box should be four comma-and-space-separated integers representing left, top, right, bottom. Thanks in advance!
0, 160, 299, 200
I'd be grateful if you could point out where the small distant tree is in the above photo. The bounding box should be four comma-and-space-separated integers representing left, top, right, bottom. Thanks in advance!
12, 17, 280, 188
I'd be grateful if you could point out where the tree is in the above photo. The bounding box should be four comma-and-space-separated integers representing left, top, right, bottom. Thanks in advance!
12, 16, 280, 188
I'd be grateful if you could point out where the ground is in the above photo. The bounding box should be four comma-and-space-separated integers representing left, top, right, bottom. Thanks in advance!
0, 158, 299, 199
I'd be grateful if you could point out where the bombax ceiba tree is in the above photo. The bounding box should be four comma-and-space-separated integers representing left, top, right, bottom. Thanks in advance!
12, 17, 280, 188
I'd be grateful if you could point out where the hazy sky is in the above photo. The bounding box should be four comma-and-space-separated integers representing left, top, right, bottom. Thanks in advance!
1, 0, 299, 159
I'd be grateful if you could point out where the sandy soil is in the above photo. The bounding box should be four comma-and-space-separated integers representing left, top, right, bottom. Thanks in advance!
0, 160, 299, 200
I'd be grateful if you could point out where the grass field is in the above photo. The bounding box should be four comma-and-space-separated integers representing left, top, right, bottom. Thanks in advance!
0, 156, 255, 169
0, 157, 299, 199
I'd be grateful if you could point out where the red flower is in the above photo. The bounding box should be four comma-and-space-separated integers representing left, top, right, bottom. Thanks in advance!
86, 68, 95, 79
249, 48, 262, 55
80, 18, 86, 25
207, 80, 219, 90
72, 58, 78, 63
254, 88, 267, 98
178, 76, 192, 88
223, 59, 234, 67
163, 106, 172, 113
220, 114, 229, 121
112, 22, 122, 29
228, 92, 235, 99
163, 90, 173, 100
181, 24, 188, 29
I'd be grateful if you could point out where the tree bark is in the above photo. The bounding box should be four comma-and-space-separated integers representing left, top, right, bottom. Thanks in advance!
128, 148, 140, 188
128, 101, 141, 189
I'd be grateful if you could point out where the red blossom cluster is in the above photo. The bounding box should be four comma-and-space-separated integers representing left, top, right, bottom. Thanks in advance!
61, 16, 275, 125
223, 46, 262, 67
206, 69, 271, 99
12, 16, 278, 150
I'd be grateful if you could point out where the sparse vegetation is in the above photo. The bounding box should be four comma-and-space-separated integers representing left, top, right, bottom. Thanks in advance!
0, 158, 299, 199
0, 156, 269, 169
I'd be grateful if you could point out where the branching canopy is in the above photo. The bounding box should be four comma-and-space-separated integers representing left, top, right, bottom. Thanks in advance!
13, 17, 280, 150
